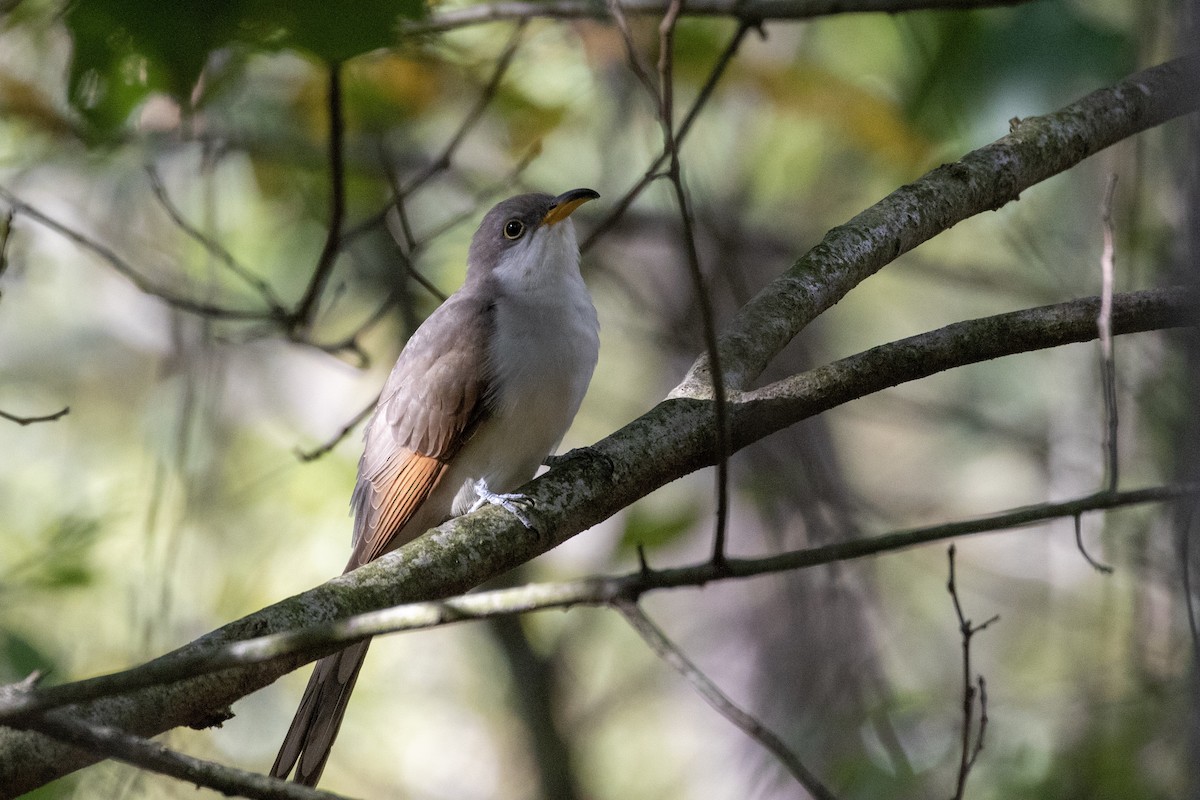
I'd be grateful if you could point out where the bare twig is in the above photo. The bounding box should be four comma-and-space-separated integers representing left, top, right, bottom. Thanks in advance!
0, 186, 274, 320
946, 545, 998, 800
583, 20, 753, 252
969, 676, 988, 764
671, 54, 1200, 397
342, 22, 526, 299
615, 600, 838, 799
144, 165, 288, 317
606, 0, 736, 566
607, 0, 659, 98
1182, 502, 1200, 665
2, 483, 1190, 726
404, 0, 1035, 35
4, 54, 1199, 789
290, 62, 347, 335
1098, 173, 1120, 493
0, 208, 13, 286
401, 22, 528, 196
651, 0, 733, 565
296, 395, 377, 461
17, 712, 358, 800
1072, 511, 1114, 574
0, 406, 70, 426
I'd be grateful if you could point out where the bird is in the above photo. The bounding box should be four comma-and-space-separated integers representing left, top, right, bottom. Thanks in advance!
271, 188, 601, 786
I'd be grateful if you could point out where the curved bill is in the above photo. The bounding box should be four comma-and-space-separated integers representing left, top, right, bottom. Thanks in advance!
542, 187, 600, 226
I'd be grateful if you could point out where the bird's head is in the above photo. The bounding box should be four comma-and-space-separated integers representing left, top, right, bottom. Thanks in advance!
468, 188, 599, 287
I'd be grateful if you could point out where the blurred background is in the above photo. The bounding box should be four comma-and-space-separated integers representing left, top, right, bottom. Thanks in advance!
0, 0, 1196, 797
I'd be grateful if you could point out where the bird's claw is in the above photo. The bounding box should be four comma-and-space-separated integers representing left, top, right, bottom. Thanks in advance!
469, 479, 535, 529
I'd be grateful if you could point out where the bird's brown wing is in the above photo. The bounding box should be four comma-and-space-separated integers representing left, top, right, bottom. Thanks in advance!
347, 290, 493, 567
273, 291, 492, 786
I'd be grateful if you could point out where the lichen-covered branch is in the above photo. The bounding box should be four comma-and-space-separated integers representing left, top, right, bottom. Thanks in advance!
672, 52, 1200, 396
1, 53, 1197, 793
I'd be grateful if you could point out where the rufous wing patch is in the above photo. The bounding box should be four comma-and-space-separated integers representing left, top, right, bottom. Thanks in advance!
353, 449, 448, 567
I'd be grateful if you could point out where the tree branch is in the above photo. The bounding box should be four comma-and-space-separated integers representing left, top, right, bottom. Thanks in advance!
615, 601, 838, 799
6, 482, 1186, 730
404, 0, 1034, 35
946, 544, 998, 800
400, 22, 527, 196
290, 62, 346, 336
0, 293, 1190, 792
0, 185, 276, 321
1, 51, 1197, 790
671, 52, 1200, 396
0, 406, 70, 426
16, 711, 358, 800
145, 164, 289, 318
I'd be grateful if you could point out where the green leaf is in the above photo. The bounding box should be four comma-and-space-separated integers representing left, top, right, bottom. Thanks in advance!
238, 0, 427, 63
63, 0, 427, 137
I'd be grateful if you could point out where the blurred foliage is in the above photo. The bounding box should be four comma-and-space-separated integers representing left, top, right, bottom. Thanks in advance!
62, 0, 426, 137
615, 503, 701, 554
0, 0, 1194, 798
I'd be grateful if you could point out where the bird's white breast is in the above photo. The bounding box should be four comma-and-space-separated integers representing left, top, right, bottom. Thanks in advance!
448, 221, 599, 514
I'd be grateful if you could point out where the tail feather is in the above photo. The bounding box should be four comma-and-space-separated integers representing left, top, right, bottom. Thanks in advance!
271, 639, 372, 786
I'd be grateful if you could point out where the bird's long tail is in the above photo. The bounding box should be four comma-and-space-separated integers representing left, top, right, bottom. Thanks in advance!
271, 639, 372, 786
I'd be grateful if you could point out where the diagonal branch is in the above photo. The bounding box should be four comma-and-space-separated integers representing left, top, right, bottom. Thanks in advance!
16, 711, 357, 800
615, 600, 839, 799
1, 482, 1189, 730
671, 52, 1200, 397
401, 22, 528, 196
0, 185, 276, 321
0, 294, 1191, 794
145, 165, 289, 317
1, 52, 1197, 791
582, 20, 753, 252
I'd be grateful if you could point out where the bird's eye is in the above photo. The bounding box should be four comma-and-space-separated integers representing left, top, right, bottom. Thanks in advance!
503, 219, 525, 240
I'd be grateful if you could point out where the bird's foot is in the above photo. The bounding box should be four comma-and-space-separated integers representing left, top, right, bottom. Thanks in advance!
469, 479, 534, 529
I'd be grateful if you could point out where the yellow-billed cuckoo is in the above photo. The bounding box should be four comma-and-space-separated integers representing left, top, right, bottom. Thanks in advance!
271, 188, 601, 786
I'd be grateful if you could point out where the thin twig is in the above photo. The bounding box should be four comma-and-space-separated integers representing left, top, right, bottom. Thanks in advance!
1072, 511, 1114, 574
2, 483, 1190, 725
670, 54, 1200, 397
403, 0, 1035, 35
1182, 502, 1200, 666
340, 22, 526, 311
0, 406, 70, 426
401, 22, 528, 196
0, 185, 274, 320
0, 207, 13, 286
583, 20, 753, 252
1098, 173, 1120, 493
17, 712, 358, 800
291, 62, 347, 335
970, 676, 988, 767
652, 0, 732, 566
607, 0, 660, 98
144, 165, 288, 316
615, 600, 838, 800
946, 545, 998, 800
296, 396, 378, 461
